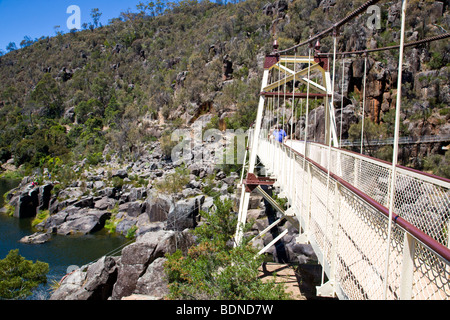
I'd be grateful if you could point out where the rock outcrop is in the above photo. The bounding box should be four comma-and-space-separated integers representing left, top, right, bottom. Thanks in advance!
50, 256, 118, 300
50, 229, 194, 300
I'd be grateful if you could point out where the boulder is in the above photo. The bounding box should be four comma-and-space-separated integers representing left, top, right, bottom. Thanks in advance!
112, 169, 128, 179
200, 196, 214, 212
129, 187, 147, 202
56, 210, 109, 235
167, 195, 204, 231
57, 215, 100, 235
73, 196, 94, 209
57, 187, 83, 200
134, 257, 169, 298
36, 210, 69, 232
50, 256, 118, 300
127, 201, 144, 217
116, 218, 137, 235
94, 197, 116, 211
97, 187, 116, 198
145, 192, 174, 223
19, 232, 51, 244
13, 189, 39, 218
110, 229, 194, 300
64, 107, 75, 122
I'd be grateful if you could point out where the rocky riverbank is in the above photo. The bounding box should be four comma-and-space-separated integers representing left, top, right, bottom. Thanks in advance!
1, 115, 317, 300
50, 228, 195, 300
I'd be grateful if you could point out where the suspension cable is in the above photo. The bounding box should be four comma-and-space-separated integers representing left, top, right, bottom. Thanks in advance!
384, 0, 408, 301
318, 32, 450, 56
275, 0, 382, 55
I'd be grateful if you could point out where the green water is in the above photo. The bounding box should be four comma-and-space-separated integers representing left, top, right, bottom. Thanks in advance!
0, 178, 128, 299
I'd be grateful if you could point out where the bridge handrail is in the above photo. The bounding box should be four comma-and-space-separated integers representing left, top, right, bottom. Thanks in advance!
307, 140, 450, 187
340, 134, 450, 147
257, 136, 450, 299
281, 139, 450, 263
285, 139, 450, 248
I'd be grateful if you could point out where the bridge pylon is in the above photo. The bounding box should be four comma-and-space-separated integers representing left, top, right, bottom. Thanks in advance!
235, 47, 339, 250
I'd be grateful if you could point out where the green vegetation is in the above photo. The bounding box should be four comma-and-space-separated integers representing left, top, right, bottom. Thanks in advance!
0, 0, 447, 178
0, 249, 49, 300
165, 197, 291, 300
31, 210, 50, 227
423, 150, 450, 179
0, 0, 275, 176
155, 165, 190, 194
104, 203, 121, 234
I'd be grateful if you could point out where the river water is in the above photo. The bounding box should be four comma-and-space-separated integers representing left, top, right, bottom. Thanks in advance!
0, 178, 128, 300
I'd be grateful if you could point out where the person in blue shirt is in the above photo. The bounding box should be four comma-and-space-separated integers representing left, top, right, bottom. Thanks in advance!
272, 125, 287, 143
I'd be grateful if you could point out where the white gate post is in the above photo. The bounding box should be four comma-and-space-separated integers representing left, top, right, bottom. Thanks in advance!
399, 232, 415, 300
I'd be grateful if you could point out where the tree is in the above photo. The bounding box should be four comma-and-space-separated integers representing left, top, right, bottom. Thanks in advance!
30, 73, 63, 118
54, 25, 63, 36
20, 36, 35, 48
0, 249, 49, 300
423, 150, 450, 179
6, 42, 17, 52
91, 72, 110, 103
91, 8, 103, 28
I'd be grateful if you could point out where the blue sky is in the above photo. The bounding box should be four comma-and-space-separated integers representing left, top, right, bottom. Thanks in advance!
0, 0, 146, 52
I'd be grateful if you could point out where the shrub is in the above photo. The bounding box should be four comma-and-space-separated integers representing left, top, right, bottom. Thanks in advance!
155, 165, 190, 194
165, 198, 291, 300
86, 152, 103, 166
125, 225, 138, 239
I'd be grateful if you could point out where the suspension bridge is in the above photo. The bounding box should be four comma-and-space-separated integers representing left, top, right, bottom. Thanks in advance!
235, 0, 450, 300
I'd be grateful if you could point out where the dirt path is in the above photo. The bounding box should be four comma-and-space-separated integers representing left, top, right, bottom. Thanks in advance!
259, 262, 335, 300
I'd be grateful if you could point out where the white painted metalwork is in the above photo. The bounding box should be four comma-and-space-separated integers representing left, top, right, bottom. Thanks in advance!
258, 137, 450, 300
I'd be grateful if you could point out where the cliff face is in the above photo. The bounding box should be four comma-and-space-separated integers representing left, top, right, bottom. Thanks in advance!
0, 0, 448, 173
274, 0, 450, 168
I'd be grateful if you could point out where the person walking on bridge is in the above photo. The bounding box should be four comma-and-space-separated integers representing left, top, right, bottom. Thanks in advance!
272, 125, 287, 143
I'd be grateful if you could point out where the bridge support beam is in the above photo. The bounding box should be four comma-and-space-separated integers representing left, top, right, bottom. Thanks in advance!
235, 66, 270, 246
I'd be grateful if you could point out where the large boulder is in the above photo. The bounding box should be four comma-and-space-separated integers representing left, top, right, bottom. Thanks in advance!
19, 232, 51, 244
50, 256, 118, 300
133, 257, 169, 298
167, 195, 205, 231
94, 197, 116, 211
56, 209, 110, 235
144, 192, 174, 223
110, 229, 194, 300
127, 201, 145, 217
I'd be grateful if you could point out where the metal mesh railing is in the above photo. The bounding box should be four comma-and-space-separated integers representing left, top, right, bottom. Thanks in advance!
290, 140, 450, 248
257, 136, 450, 300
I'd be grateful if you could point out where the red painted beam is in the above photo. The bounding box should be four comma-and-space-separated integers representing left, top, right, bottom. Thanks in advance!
260, 91, 330, 98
